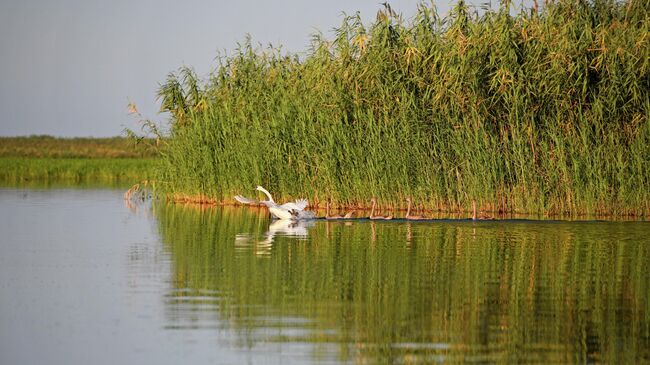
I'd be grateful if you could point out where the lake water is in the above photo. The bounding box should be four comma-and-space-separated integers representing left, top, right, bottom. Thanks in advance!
1, 188, 648, 364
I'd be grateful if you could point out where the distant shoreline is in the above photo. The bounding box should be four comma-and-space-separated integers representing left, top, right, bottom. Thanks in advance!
0, 135, 158, 159
0, 136, 158, 185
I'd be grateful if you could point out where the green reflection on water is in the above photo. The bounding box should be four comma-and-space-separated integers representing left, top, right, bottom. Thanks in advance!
156, 204, 649, 364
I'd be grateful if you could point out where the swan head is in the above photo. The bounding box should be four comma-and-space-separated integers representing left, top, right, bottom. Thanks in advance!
255, 185, 264, 191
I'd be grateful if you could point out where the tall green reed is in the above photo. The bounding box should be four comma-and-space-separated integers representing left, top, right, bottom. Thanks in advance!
154, 0, 649, 216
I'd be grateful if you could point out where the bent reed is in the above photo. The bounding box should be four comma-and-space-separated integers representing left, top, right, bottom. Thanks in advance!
154, 0, 649, 217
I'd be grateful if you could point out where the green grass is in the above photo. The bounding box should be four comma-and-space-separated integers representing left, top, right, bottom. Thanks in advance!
0, 136, 159, 186
152, 0, 649, 217
0, 157, 159, 186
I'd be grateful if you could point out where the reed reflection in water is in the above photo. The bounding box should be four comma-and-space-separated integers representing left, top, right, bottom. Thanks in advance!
157, 204, 649, 364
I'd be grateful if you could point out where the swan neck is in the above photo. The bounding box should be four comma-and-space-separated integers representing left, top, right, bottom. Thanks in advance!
258, 186, 274, 202
370, 200, 376, 217
472, 201, 477, 220
406, 201, 412, 217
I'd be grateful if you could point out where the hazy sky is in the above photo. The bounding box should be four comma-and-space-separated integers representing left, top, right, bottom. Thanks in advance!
0, 0, 507, 137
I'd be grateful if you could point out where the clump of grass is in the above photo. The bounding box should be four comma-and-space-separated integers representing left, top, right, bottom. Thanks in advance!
155, 0, 650, 217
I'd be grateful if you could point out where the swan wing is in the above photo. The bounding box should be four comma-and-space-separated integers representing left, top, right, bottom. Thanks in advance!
280, 198, 308, 211
293, 198, 309, 210
234, 195, 259, 205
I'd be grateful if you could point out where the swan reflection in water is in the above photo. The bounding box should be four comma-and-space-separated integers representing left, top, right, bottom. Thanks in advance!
235, 219, 315, 256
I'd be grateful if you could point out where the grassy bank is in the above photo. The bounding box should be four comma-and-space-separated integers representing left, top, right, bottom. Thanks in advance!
155, 0, 649, 217
0, 157, 158, 186
0, 136, 159, 186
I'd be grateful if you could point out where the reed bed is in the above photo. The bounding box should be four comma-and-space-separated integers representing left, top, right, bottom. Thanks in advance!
154, 0, 649, 217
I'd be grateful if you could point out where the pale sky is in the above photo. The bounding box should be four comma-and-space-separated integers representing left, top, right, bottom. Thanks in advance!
0, 0, 513, 137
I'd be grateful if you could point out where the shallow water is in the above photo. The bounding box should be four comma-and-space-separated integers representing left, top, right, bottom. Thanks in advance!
1, 189, 648, 364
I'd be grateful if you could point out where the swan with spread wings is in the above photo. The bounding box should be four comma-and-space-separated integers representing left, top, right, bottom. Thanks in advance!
235, 186, 314, 220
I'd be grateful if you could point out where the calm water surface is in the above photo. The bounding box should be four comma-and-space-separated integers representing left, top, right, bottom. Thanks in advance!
0, 188, 648, 364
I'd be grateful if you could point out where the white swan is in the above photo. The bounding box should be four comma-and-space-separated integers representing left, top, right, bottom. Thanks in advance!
234, 185, 314, 220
